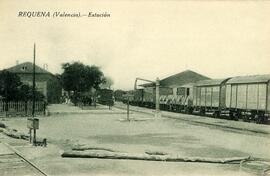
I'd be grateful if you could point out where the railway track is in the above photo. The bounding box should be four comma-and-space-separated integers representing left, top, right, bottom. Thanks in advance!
0, 143, 47, 176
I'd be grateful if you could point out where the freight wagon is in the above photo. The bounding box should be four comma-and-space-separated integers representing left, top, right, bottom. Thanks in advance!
121, 74, 270, 124
173, 83, 194, 113
222, 75, 270, 123
192, 78, 230, 117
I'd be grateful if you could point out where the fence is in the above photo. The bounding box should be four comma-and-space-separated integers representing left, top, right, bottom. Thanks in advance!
0, 101, 46, 117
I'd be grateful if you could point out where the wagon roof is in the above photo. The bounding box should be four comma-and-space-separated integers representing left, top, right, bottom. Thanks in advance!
226, 74, 270, 84
195, 78, 230, 87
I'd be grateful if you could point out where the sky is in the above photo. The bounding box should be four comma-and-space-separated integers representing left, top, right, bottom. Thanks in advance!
0, 0, 269, 90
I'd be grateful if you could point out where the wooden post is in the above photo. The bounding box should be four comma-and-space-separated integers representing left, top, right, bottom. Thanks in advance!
33, 129, 36, 145
265, 82, 269, 115
127, 97, 130, 121
25, 101, 27, 116
43, 101, 46, 115
5, 81, 8, 117
29, 129, 32, 143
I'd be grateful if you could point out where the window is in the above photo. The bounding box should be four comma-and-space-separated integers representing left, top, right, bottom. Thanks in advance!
177, 87, 185, 95
21, 66, 27, 71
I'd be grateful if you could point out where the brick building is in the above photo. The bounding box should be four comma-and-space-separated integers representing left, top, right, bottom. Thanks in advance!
6, 62, 62, 103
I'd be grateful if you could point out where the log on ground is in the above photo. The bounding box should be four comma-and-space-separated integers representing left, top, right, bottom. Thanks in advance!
61, 150, 251, 164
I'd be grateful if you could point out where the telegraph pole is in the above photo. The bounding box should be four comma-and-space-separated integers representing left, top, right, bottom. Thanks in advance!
27, 44, 39, 145
155, 78, 161, 118
32, 43, 37, 145
32, 43, 36, 117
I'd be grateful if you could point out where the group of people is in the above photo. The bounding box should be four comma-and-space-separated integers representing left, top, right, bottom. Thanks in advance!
60, 94, 97, 106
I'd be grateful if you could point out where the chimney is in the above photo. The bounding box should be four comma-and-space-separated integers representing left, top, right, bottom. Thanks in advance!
43, 63, 48, 70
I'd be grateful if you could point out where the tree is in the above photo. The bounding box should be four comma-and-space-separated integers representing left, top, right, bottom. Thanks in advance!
100, 76, 114, 89
61, 61, 105, 99
0, 70, 22, 101
17, 84, 45, 102
0, 70, 44, 102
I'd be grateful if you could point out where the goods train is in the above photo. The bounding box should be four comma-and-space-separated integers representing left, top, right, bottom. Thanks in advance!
97, 89, 114, 106
121, 74, 270, 124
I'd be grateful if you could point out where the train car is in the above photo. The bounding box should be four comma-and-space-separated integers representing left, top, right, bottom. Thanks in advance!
142, 87, 173, 110
159, 95, 167, 110
134, 89, 144, 106
157, 87, 173, 111
127, 89, 143, 106
164, 95, 175, 111
97, 88, 114, 106
223, 74, 270, 123
142, 88, 154, 108
173, 83, 194, 113
192, 78, 231, 117
127, 74, 270, 124
114, 90, 127, 102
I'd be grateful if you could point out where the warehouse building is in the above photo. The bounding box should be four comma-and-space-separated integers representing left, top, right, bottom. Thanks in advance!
140, 70, 210, 96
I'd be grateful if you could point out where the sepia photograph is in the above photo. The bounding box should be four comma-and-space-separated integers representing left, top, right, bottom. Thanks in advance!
0, 0, 270, 175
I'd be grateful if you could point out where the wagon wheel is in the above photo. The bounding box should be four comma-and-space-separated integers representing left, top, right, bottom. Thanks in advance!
243, 115, 249, 122
233, 112, 239, 121
213, 111, 218, 118
254, 115, 260, 124
258, 115, 267, 124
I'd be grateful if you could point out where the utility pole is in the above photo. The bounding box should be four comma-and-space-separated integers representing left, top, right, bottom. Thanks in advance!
155, 78, 161, 118
32, 43, 36, 117
32, 43, 36, 145
27, 44, 39, 145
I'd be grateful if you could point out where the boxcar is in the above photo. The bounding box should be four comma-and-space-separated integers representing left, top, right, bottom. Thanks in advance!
132, 89, 144, 106
224, 74, 270, 123
142, 88, 155, 108
192, 78, 230, 117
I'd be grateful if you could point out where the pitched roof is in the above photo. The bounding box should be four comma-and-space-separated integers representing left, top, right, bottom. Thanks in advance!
6, 62, 50, 74
140, 70, 210, 88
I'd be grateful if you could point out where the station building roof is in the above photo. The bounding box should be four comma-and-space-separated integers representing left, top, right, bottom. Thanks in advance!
140, 70, 210, 88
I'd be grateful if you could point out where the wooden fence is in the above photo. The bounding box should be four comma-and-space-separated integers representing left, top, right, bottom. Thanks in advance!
0, 101, 46, 117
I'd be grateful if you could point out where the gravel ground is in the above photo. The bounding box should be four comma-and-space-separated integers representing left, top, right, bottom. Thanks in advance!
1, 104, 270, 176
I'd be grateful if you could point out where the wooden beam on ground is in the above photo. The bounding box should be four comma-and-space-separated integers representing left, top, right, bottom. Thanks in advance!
61, 150, 251, 164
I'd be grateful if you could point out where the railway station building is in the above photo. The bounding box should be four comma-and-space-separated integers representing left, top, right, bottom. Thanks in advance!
5, 62, 62, 103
